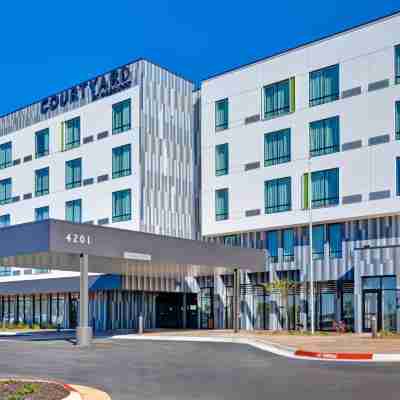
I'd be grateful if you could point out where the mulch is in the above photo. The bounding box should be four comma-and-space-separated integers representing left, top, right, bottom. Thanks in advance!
0, 380, 70, 400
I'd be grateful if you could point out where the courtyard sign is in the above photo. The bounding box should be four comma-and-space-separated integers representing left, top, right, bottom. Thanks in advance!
40, 66, 132, 114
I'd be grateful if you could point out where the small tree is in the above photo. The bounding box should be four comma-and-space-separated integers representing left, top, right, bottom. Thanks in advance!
262, 279, 301, 330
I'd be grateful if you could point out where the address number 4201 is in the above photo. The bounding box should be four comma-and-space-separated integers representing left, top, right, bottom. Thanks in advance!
65, 233, 92, 245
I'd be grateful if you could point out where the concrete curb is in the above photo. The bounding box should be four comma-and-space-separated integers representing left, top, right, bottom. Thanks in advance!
111, 334, 400, 362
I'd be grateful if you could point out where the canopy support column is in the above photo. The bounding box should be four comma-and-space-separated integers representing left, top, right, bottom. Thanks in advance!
77, 253, 92, 347
233, 268, 240, 333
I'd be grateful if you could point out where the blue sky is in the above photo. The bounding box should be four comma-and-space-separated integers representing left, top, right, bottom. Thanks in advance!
0, 1, 399, 116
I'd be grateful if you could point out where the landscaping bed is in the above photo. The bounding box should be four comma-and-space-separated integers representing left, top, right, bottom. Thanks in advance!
0, 380, 70, 400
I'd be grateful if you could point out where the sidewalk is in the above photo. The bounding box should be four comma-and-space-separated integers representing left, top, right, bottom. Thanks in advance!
112, 329, 400, 362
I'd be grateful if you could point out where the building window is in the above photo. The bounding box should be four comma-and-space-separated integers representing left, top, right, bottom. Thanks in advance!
65, 158, 82, 189
397, 157, 400, 196
309, 116, 340, 157
265, 177, 291, 214
112, 144, 131, 179
309, 64, 339, 107
311, 168, 339, 208
267, 231, 278, 263
35, 206, 49, 222
223, 234, 241, 247
0, 214, 10, 227
215, 188, 229, 221
396, 45, 400, 85
65, 199, 82, 223
328, 223, 342, 258
112, 99, 131, 134
215, 143, 229, 176
0, 142, 12, 169
263, 79, 292, 119
35, 128, 49, 158
112, 189, 132, 222
264, 128, 291, 166
0, 178, 12, 205
312, 225, 325, 259
35, 167, 49, 197
283, 228, 294, 261
64, 117, 80, 150
396, 101, 400, 141
215, 99, 228, 131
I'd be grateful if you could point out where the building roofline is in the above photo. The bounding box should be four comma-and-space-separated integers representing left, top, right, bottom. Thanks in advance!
202, 9, 400, 84
0, 57, 194, 122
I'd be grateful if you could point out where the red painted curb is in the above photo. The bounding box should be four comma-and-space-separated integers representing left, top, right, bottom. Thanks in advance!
294, 349, 373, 360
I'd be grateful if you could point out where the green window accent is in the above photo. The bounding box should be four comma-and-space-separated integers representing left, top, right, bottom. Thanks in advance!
64, 117, 80, 150
215, 188, 229, 221
215, 143, 229, 176
35, 128, 49, 158
312, 225, 325, 259
311, 168, 339, 208
65, 158, 82, 189
264, 177, 291, 214
309, 64, 339, 107
0, 178, 12, 205
112, 144, 132, 179
0, 214, 10, 227
302, 173, 309, 209
112, 189, 132, 222
35, 167, 49, 197
112, 99, 131, 134
65, 199, 82, 223
289, 77, 296, 112
328, 223, 342, 259
267, 230, 278, 263
35, 206, 49, 222
264, 79, 290, 119
397, 157, 400, 196
283, 228, 294, 261
264, 128, 291, 166
0, 142, 12, 169
60, 122, 64, 152
396, 45, 400, 85
215, 99, 228, 131
396, 101, 400, 140
309, 116, 340, 157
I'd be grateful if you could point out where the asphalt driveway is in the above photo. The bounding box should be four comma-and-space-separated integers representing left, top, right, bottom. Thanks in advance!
0, 339, 399, 400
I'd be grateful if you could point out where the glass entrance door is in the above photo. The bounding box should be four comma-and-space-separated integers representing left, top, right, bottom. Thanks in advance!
382, 290, 397, 332
363, 290, 380, 332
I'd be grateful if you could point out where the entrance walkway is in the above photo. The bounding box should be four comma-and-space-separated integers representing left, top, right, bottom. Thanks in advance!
136, 329, 400, 354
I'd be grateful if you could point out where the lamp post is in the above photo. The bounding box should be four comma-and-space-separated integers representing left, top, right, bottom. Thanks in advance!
308, 159, 315, 334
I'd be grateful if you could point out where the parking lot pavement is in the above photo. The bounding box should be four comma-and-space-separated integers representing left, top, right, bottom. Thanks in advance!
0, 339, 399, 400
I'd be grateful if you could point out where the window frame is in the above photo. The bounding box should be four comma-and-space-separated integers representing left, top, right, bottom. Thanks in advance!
282, 228, 295, 262
215, 98, 229, 131
0, 142, 12, 170
264, 177, 292, 214
65, 158, 82, 190
35, 167, 50, 197
112, 99, 131, 135
264, 128, 291, 166
64, 117, 81, 151
35, 206, 49, 222
311, 168, 339, 209
395, 45, 400, 85
309, 64, 340, 107
267, 230, 279, 263
263, 78, 291, 120
112, 144, 132, 179
396, 101, 400, 141
328, 223, 343, 259
35, 128, 49, 158
215, 188, 229, 221
65, 199, 82, 223
215, 143, 229, 176
112, 189, 132, 222
309, 116, 340, 157
0, 178, 12, 205
0, 214, 10, 227
312, 225, 325, 260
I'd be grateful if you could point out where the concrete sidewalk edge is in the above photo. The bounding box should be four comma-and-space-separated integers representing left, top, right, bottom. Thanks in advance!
111, 334, 400, 362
